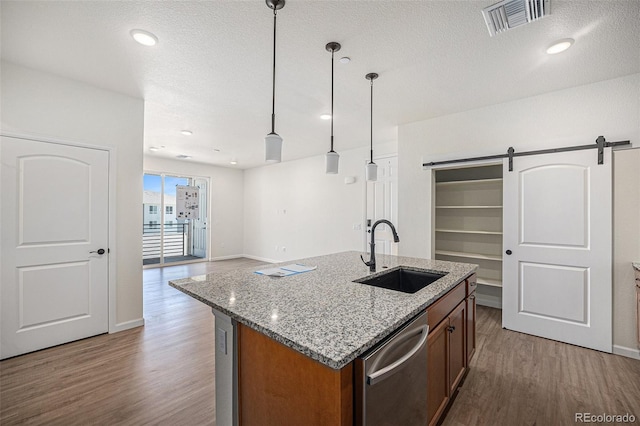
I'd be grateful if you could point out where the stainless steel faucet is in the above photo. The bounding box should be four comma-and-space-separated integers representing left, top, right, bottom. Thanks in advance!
361, 219, 400, 272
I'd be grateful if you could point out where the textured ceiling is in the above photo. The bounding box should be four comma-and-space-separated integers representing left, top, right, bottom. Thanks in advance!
2, 1, 639, 169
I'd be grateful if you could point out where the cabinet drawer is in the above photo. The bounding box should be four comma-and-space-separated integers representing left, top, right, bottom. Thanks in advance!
427, 281, 465, 331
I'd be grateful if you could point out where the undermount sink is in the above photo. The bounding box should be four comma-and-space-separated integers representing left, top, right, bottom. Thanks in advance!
353, 267, 447, 294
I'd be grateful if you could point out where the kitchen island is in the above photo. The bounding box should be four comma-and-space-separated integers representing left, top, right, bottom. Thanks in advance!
169, 251, 477, 425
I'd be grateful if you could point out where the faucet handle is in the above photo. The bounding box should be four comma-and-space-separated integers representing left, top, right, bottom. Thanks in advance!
360, 254, 371, 266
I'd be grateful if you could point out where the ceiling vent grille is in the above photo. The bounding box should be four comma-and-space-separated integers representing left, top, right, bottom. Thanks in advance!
482, 0, 550, 37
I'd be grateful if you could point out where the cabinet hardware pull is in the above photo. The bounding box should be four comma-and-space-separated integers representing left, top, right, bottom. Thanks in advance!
366, 324, 429, 385
448, 326, 456, 333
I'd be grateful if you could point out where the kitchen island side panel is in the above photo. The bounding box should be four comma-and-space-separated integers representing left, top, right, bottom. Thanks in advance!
238, 323, 353, 426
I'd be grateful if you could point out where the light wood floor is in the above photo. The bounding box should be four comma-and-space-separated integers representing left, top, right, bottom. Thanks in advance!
443, 307, 640, 426
2, 259, 639, 425
0, 258, 262, 426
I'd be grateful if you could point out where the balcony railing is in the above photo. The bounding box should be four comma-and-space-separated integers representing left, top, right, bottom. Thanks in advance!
142, 222, 189, 260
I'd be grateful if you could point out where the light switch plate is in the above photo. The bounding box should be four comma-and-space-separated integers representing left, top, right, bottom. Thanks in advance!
216, 327, 227, 355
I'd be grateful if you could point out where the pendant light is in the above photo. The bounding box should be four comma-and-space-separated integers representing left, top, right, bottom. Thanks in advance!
365, 72, 379, 181
265, 0, 285, 163
325, 42, 341, 174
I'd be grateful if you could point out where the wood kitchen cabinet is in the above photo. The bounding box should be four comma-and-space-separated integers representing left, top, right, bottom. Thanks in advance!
427, 314, 449, 424
426, 278, 472, 426
466, 274, 477, 364
238, 324, 353, 426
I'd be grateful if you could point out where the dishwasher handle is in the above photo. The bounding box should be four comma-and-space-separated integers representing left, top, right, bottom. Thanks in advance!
366, 324, 429, 386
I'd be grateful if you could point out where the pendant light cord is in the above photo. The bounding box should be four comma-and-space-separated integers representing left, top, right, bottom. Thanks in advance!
271, 8, 277, 134
369, 79, 374, 163
330, 48, 335, 152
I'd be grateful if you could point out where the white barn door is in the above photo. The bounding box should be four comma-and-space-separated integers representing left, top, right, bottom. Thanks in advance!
1, 136, 109, 359
502, 148, 612, 353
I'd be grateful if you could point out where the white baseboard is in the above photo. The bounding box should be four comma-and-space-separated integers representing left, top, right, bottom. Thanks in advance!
110, 318, 144, 333
242, 254, 278, 263
613, 344, 640, 360
475, 293, 502, 309
209, 254, 244, 261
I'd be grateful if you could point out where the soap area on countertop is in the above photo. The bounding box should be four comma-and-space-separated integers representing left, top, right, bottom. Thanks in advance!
169, 251, 477, 369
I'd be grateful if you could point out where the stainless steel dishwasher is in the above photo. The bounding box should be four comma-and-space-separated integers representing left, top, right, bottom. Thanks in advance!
355, 311, 429, 426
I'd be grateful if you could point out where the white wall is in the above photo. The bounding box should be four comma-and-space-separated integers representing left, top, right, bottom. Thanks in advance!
1, 61, 145, 330
243, 143, 397, 262
398, 73, 640, 354
143, 157, 245, 260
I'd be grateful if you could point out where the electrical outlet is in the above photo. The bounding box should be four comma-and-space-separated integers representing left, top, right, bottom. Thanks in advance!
282, 246, 286, 252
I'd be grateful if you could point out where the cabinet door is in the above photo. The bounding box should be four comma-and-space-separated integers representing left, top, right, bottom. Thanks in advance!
448, 301, 467, 394
427, 318, 450, 426
466, 292, 476, 364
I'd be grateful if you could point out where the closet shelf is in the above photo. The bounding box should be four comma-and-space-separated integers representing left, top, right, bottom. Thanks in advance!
435, 205, 502, 209
435, 250, 502, 262
476, 278, 502, 287
435, 178, 503, 186
435, 228, 502, 235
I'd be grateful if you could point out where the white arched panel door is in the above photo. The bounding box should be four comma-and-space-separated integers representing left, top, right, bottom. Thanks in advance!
502, 148, 612, 353
1, 136, 109, 359
365, 156, 398, 255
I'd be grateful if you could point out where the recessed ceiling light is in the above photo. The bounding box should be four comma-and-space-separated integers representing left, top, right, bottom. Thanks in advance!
546, 38, 574, 55
339, 57, 350, 64
180, 130, 193, 136
130, 29, 158, 47
213, 148, 221, 152
148, 146, 160, 151
230, 159, 238, 165
176, 154, 192, 159
320, 114, 331, 120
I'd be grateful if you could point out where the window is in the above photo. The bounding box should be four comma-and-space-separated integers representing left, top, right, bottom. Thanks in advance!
149, 220, 158, 229
166, 206, 174, 215
149, 205, 158, 214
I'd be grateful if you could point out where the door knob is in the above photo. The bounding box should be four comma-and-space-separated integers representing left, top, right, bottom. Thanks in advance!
90, 249, 106, 255
506, 250, 512, 255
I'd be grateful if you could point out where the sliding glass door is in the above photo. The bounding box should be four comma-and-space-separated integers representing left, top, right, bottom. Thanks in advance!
143, 173, 208, 266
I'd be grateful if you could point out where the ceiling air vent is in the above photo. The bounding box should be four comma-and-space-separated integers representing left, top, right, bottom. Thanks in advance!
482, 0, 550, 37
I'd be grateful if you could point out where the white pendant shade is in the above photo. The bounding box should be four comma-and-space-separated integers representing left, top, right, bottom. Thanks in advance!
366, 161, 378, 181
325, 151, 340, 174
265, 132, 283, 163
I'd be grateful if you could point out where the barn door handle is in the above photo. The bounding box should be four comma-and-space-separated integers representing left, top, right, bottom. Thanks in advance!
505, 250, 512, 255
90, 249, 106, 255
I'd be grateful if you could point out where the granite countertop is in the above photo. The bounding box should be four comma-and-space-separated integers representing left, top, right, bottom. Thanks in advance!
633, 262, 640, 272
169, 251, 477, 370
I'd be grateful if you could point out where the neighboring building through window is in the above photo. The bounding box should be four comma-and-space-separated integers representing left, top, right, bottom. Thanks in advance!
166, 206, 173, 215
149, 205, 158, 214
